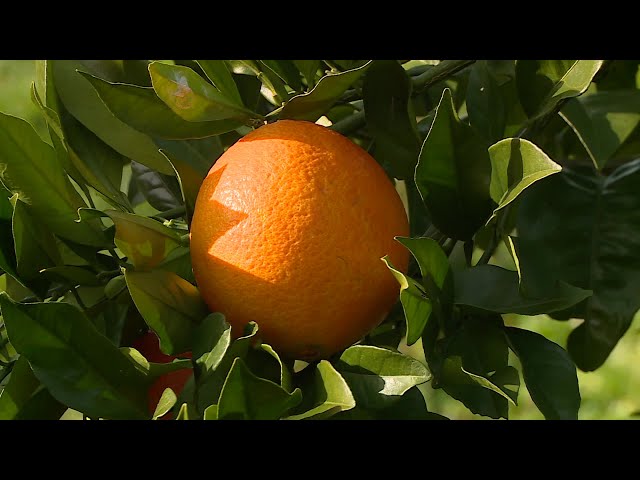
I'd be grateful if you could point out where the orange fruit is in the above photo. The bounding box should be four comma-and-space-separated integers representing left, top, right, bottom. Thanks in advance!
190, 120, 410, 360
131, 330, 192, 418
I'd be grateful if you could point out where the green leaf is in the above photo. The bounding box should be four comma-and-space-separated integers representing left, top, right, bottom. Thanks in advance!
80, 71, 243, 139
203, 404, 218, 420
129, 161, 181, 211
217, 358, 302, 420
105, 210, 184, 269
259, 60, 303, 92
0, 112, 107, 248
467, 60, 506, 144
59, 108, 130, 210
395, 237, 449, 290
363, 60, 421, 180
415, 88, 493, 240
125, 269, 208, 355
152, 388, 177, 419
280, 61, 372, 121
195, 60, 244, 106
50, 60, 174, 175
488, 137, 562, 214
0, 357, 67, 420
560, 90, 640, 170
441, 356, 519, 405
437, 315, 510, 419
516, 60, 604, 120
335, 345, 431, 409
382, 256, 432, 346
40, 266, 101, 287
191, 313, 231, 376
454, 265, 592, 315
149, 62, 257, 123
0, 294, 149, 419
246, 343, 293, 392
174, 402, 197, 420
120, 346, 191, 378
505, 327, 580, 420
285, 360, 355, 420
293, 60, 320, 88
517, 161, 640, 371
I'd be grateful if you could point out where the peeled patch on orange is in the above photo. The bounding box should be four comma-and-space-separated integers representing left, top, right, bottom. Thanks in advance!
190, 120, 409, 360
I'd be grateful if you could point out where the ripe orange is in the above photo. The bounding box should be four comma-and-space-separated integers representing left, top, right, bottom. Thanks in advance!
131, 330, 192, 418
190, 120, 409, 360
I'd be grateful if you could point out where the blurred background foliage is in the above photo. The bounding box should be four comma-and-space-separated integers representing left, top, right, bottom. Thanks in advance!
1, 60, 639, 420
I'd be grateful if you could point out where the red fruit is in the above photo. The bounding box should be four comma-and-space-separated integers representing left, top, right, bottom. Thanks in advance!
131, 331, 193, 418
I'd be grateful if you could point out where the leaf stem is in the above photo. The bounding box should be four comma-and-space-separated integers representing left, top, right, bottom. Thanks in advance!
411, 60, 476, 93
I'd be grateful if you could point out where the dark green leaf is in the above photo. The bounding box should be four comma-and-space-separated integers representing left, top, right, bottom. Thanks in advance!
260, 60, 303, 92
488, 137, 562, 215
0, 294, 149, 419
293, 60, 320, 88
40, 266, 101, 287
285, 360, 355, 420
195, 60, 244, 106
0, 356, 42, 419
80, 71, 243, 139
454, 265, 591, 315
560, 90, 640, 170
0, 112, 107, 247
149, 62, 257, 123
280, 61, 372, 121
415, 88, 493, 240
335, 345, 431, 409
516, 60, 604, 120
50, 60, 174, 175
130, 160, 181, 211
467, 60, 506, 144
363, 60, 420, 180
517, 161, 640, 371
125, 269, 208, 355
217, 357, 302, 420
505, 327, 580, 419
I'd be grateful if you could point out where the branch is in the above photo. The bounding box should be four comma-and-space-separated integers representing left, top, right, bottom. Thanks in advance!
411, 60, 476, 93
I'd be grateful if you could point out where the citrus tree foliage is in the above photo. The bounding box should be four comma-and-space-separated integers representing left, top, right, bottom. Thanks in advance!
1, 59, 638, 420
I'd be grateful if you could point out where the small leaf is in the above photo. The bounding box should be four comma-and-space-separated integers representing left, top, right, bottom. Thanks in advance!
149, 62, 257, 123
382, 256, 432, 346
505, 327, 580, 420
152, 388, 177, 419
203, 404, 218, 420
285, 360, 355, 420
0, 294, 149, 419
191, 312, 232, 376
280, 61, 372, 121
467, 60, 506, 144
335, 345, 431, 409
488, 138, 562, 214
415, 88, 493, 240
453, 265, 592, 315
81, 71, 243, 139
174, 402, 197, 420
363, 60, 421, 180
125, 269, 209, 355
395, 237, 450, 290
560, 90, 640, 170
217, 357, 302, 420
516, 60, 604, 120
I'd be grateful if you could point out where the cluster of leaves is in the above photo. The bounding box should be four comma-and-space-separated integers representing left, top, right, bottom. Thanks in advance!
0, 59, 638, 420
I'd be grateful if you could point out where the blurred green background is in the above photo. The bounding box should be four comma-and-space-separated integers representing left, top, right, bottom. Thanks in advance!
1, 60, 639, 420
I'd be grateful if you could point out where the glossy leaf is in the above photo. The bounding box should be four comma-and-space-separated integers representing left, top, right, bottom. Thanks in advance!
121, 347, 191, 378
335, 345, 431, 409
517, 160, 640, 371
149, 62, 257, 123
382, 256, 432, 346
505, 327, 580, 419
217, 358, 302, 420
488, 138, 562, 215
560, 90, 640, 170
191, 313, 231, 376
467, 60, 506, 144
125, 269, 208, 355
0, 294, 149, 419
363, 60, 420, 180
285, 360, 355, 420
280, 61, 372, 121
105, 210, 184, 269
50, 60, 174, 175
516, 60, 603, 120
245, 343, 293, 392
454, 265, 591, 315
415, 88, 493, 240
0, 112, 107, 247
395, 237, 450, 290
195, 60, 243, 106
81, 72, 243, 139
152, 388, 177, 419
336, 386, 447, 420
